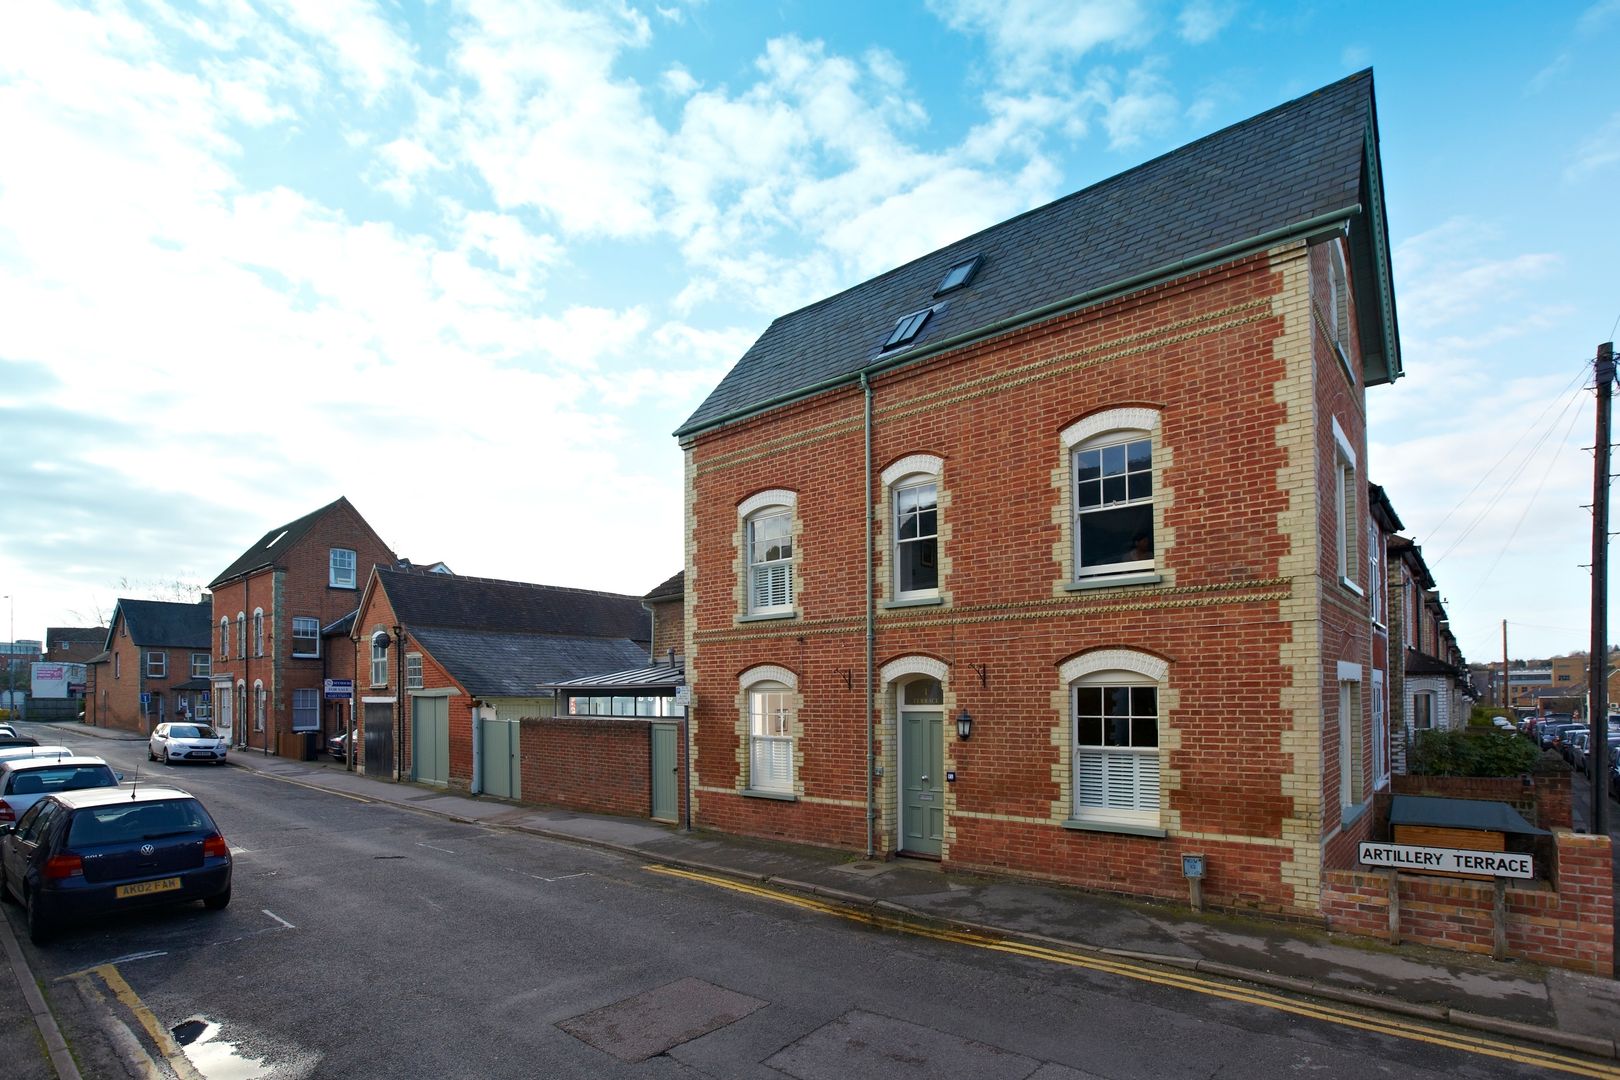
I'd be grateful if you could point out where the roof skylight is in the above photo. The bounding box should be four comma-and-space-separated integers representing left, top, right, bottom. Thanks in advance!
935, 255, 982, 295
883, 308, 932, 350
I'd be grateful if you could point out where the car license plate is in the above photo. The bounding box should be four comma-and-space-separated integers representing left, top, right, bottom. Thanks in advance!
116, 878, 182, 899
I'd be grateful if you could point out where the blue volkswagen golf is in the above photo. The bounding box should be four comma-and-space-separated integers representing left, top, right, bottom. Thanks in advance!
0, 785, 232, 943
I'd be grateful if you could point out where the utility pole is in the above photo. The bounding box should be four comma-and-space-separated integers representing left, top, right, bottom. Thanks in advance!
1590, 341, 1613, 836
1501, 619, 1509, 711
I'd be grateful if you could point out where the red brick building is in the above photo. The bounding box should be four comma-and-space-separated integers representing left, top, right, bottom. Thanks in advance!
85, 600, 213, 734
675, 72, 1405, 918
208, 497, 395, 757
350, 569, 651, 802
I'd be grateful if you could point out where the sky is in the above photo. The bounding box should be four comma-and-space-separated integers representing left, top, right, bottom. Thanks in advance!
0, 1, 1616, 665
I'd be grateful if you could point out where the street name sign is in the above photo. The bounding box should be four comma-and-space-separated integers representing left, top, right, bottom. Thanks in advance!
1359, 841, 1532, 879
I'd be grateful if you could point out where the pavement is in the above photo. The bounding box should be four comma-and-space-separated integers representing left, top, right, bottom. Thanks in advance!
7, 720, 1620, 1077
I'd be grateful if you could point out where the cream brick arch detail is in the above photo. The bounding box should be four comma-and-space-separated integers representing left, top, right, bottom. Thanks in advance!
880, 655, 950, 685
1061, 407, 1160, 449
740, 664, 798, 690
1059, 649, 1169, 684
737, 489, 797, 519
880, 454, 943, 487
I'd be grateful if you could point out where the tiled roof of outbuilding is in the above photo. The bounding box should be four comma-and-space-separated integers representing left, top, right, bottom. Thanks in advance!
678, 69, 1396, 437
376, 568, 650, 646
406, 628, 652, 699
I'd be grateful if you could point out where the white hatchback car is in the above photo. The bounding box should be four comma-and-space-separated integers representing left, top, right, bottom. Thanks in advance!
0, 756, 120, 826
149, 723, 228, 765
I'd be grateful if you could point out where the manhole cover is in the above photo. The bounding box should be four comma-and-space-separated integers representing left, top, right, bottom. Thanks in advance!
559, 977, 765, 1062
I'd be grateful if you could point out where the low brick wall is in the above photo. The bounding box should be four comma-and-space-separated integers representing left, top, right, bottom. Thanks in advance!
518, 716, 653, 819
1321, 829, 1613, 975
1390, 770, 1571, 830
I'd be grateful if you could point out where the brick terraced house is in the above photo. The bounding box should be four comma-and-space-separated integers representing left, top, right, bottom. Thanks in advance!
209, 497, 396, 757
674, 71, 1407, 918
85, 599, 213, 735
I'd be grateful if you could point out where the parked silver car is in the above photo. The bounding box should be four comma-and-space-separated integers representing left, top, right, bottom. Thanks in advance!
0, 746, 74, 765
148, 724, 228, 766
0, 757, 119, 826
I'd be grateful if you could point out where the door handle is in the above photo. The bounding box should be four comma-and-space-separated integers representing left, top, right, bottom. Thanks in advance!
920, 775, 929, 783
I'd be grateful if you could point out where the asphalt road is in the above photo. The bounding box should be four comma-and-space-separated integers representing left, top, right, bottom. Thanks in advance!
4, 731, 1603, 1080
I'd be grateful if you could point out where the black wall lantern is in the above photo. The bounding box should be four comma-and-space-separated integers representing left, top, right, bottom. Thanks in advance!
955, 707, 973, 740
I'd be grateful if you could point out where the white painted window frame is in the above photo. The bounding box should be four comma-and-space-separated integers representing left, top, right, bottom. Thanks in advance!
1064, 410, 1160, 581
887, 459, 941, 602
146, 650, 167, 679
741, 665, 797, 795
292, 616, 320, 658
1062, 650, 1167, 828
330, 548, 357, 589
740, 490, 796, 617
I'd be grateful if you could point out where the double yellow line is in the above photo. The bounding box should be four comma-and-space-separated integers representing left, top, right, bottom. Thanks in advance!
68, 965, 204, 1080
645, 865, 1620, 1079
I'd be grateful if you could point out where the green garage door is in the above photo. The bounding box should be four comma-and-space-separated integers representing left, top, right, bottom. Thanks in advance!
412, 695, 449, 786
480, 716, 520, 800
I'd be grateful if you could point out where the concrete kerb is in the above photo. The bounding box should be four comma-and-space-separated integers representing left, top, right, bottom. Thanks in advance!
0, 902, 82, 1080
219, 754, 1620, 1065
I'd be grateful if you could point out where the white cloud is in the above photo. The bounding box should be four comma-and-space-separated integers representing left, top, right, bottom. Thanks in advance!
1393, 220, 1559, 330
1099, 60, 1179, 149
1176, 0, 1235, 44
445, 0, 665, 238
661, 64, 699, 96
929, 0, 1151, 83
1578, 0, 1620, 33
1564, 110, 1620, 182
266, 0, 416, 103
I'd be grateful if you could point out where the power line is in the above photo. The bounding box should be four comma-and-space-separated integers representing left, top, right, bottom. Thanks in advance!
1430, 360, 1591, 567
1457, 387, 1589, 607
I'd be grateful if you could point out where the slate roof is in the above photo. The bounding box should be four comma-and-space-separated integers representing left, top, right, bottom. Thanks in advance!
678, 70, 1397, 437
46, 627, 106, 647
209, 497, 378, 588
407, 628, 652, 698
113, 599, 213, 649
643, 571, 684, 603
376, 568, 650, 647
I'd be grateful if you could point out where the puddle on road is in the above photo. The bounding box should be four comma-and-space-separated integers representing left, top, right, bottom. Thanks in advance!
170, 1016, 316, 1080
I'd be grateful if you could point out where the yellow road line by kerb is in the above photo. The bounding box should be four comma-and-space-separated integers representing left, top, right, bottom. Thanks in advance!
644, 864, 1620, 1079
70, 965, 205, 1080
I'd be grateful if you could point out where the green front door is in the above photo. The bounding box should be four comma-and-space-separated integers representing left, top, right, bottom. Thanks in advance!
651, 723, 679, 823
900, 706, 944, 856
411, 695, 449, 785
480, 716, 520, 800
